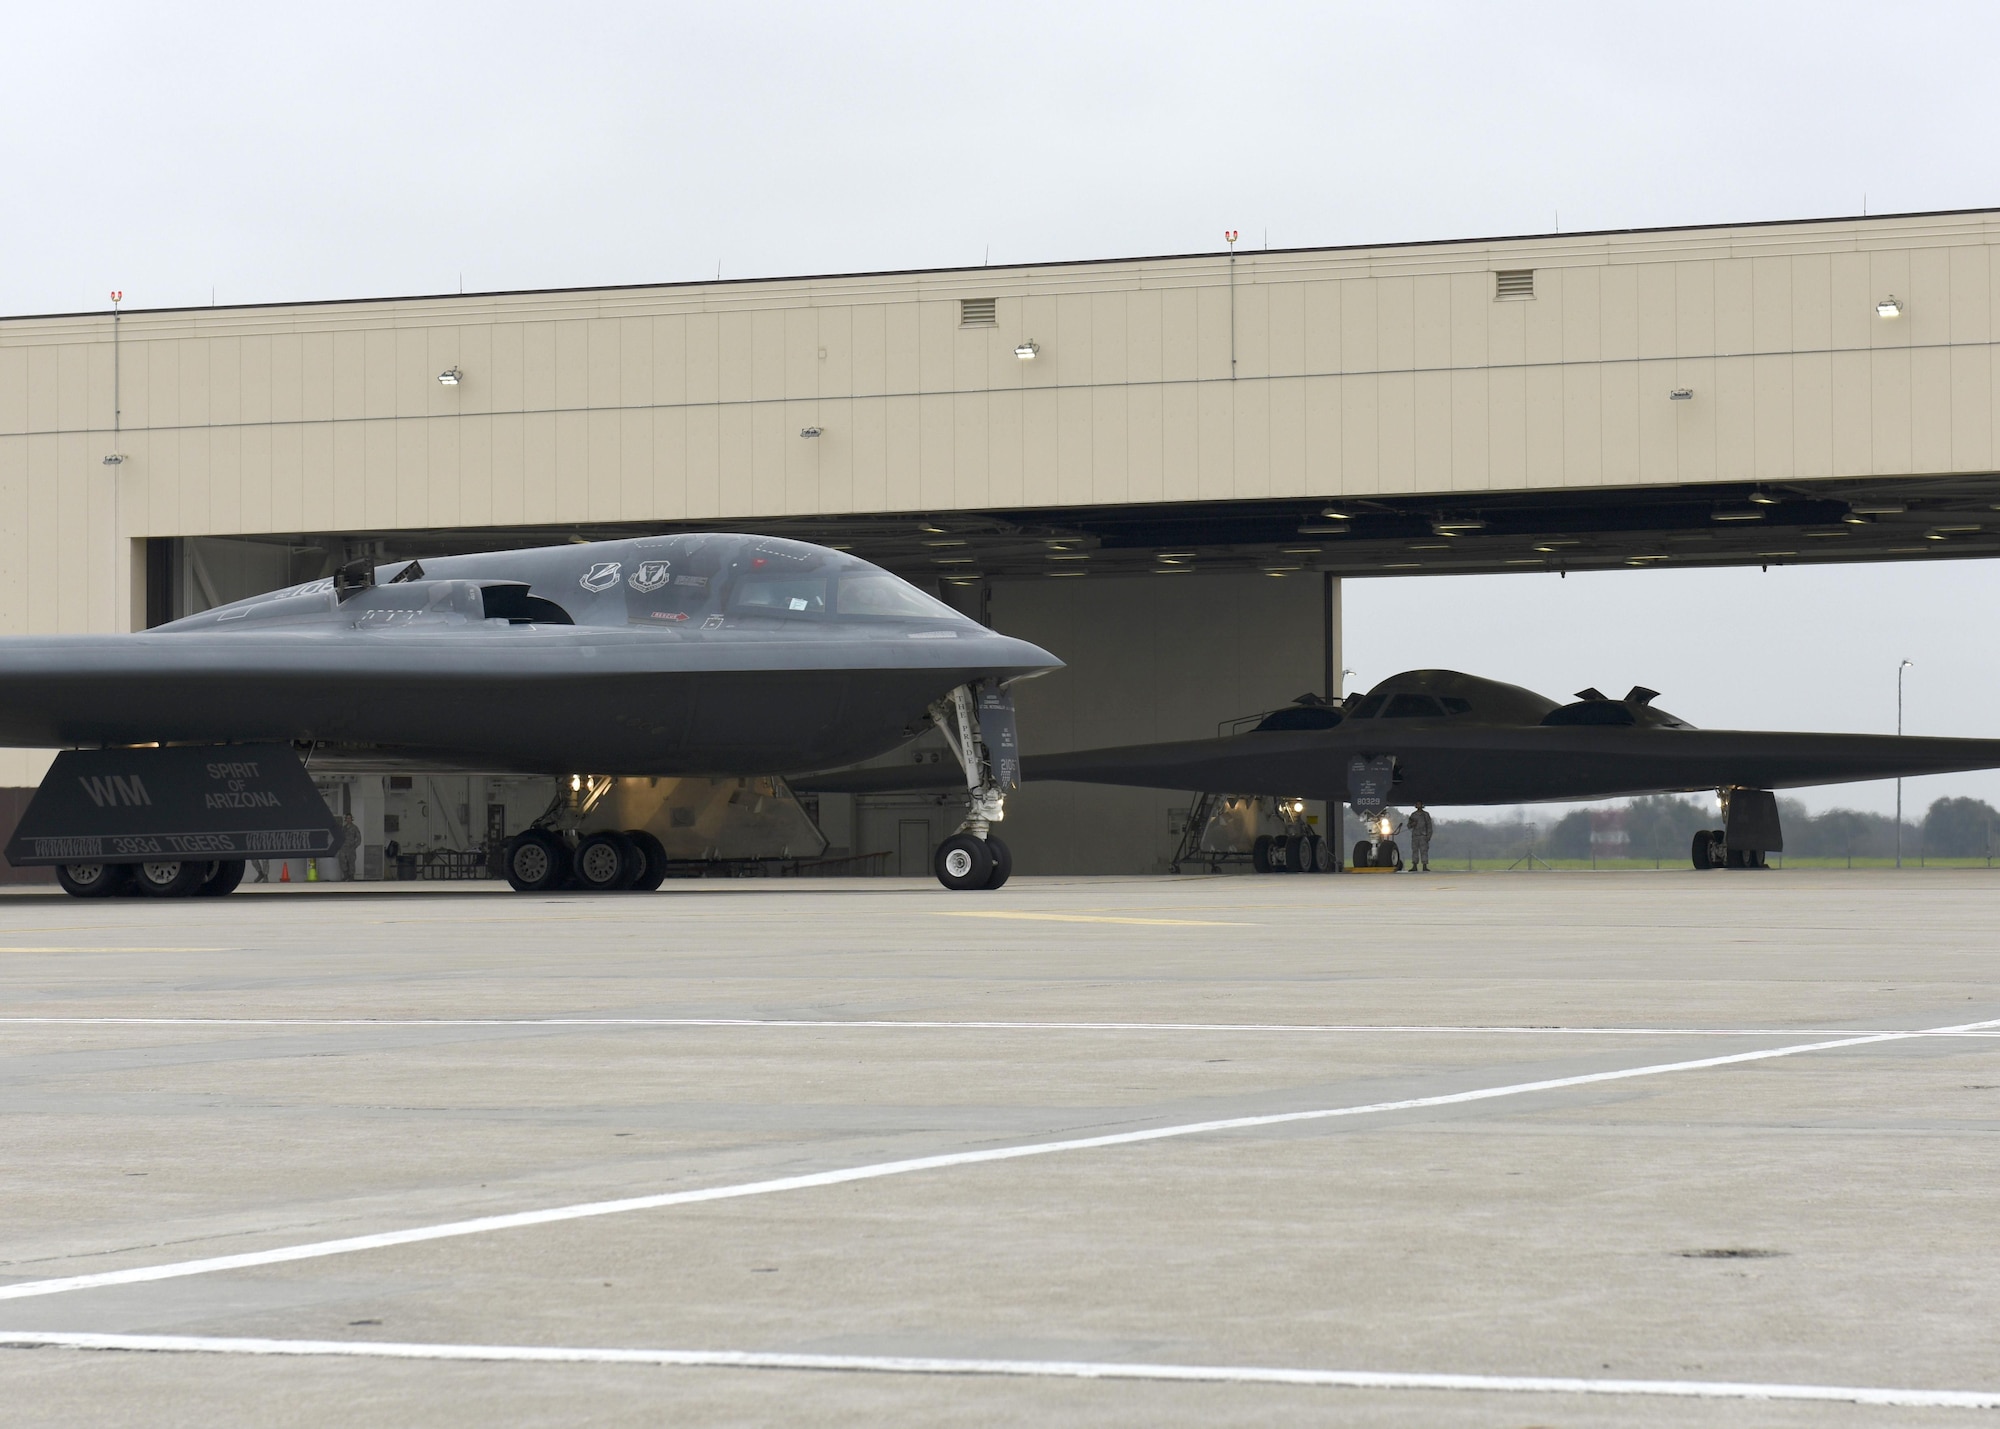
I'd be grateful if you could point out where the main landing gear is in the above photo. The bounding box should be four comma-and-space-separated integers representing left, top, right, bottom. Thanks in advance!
502, 826, 670, 893
55, 860, 247, 899
1689, 787, 1782, 871
928, 681, 1018, 891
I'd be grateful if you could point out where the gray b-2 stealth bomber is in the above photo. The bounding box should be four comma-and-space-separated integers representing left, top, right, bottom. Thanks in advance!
1025, 668, 2000, 870
0, 534, 1059, 898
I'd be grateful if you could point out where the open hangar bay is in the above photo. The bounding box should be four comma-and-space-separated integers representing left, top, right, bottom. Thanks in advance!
1, 873, 1998, 1424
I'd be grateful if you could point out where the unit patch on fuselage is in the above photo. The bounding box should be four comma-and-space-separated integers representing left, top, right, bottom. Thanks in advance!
580, 562, 622, 592
628, 561, 672, 592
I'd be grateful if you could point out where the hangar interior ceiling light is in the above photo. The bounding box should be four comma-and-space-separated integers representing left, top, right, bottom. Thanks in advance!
1848, 501, 1908, 516
437, 367, 462, 386
1431, 519, 1486, 535
1748, 490, 1781, 505
1711, 507, 1765, 521
1877, 296, 1903, 318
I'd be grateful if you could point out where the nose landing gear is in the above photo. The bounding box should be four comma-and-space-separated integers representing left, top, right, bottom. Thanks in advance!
928, 681, 1019, 891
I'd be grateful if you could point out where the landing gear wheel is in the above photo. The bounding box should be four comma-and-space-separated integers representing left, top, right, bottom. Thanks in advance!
1282, 834, 1310, 873
195, 861, 245, 897
1376, 840, 1403, 870
625, 830, 669, 891
1304, 833, 1327, 873
1353, 840, 1373, 868
574, 831, 638, 891
1691, 829, 1720, 871
1251, 835, 1273, 874
56, 863, 130, 898
504, 830, 569, 892
982, 835, 1013, 890
934, 833, 992, 891
132, 861, 207, 897
1268, 835, 1292, 873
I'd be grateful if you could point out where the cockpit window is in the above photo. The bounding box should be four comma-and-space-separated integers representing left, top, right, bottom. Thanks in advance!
1439, 697, 1472, 715
1349, 693, 1388, 719
836, 572, 959, 620
1382, 693, 1447, 718
730, 576, 830, 618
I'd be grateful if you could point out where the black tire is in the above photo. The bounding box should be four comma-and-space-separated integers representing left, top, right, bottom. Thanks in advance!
504, 830, 569, 892
1269, 835, 1291, 873
132, 860, 207, 897
1304, 833, 1326, 873
1251, 835, 1273, 874
1353, 840, 1373, 868
1691, 829, 1717, 871
625, 830, 669, 891
574, 831, 637, 891
195, 861, 246, 897
934, 833, 992, 890
56, 863, 130, 898
1282, 834, 1310, 873
983, 835, 1013, 890
1378, 840, 1403, 870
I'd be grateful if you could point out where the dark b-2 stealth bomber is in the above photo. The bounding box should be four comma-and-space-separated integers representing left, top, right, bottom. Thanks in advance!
0, 534, 1059, 898
1025, 668, 2000, 870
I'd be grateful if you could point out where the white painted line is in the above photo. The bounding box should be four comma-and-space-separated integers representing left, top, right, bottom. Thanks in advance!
4, 1016, 1998, 1038
3, 1014, 1993, 1304
0, 1333, 1994, 1409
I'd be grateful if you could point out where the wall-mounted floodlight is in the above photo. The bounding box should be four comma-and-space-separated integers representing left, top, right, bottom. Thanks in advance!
1015, 340, 1039, 360
1876, 296, 1903, 318
101, 454, 125, 466
799, 426, 823, 439
437, 367, 463, 386
1669, 388, 1694, 401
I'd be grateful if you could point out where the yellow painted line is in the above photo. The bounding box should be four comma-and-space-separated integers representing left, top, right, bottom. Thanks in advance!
933, 911, 1252, 927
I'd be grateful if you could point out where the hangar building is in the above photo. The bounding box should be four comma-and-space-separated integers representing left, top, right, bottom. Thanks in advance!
4, 208, 1999, 878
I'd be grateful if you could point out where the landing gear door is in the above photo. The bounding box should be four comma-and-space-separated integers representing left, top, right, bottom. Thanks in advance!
1346, 754, 1395, 817
977, 681, 1021, 790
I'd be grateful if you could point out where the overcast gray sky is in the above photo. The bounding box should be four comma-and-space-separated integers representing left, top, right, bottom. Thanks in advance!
6, 2, 1997, 815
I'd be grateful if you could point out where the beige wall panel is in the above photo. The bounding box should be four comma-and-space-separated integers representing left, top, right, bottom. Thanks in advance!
1020, 388, 1059, 506
1089, 387, 1128, 504
1267, 376, 1305, 498
1751, 354, 1793, 480
883, 393, 920, 510
782, 401, 818, 512
391, 329, 425, 418
1909, 347, 1952, 475
1341, 373, 1380, 494
0, 348, 25, 433
1599, 265, 1638, 363
1635, 360, 1678, 483
1870, 349, 1914, 474
1562, 363, 1603, 485
815, 307, 849, 403
1791, 351, 1833, 479
1680, 357, 1721, 482
617, 317, 653, 410
1302, 374, 1341, 493
1267, 282, 1305, 378
884, 303, 920, 398
1856, 250, 1904, 350
362, 421, 397, 526
1829, 252, 1873, 351
1523, 364, 1562, 488
1751, 257, 1791, 353
1195, 381, 1234, 499
178, 338, 211, 428
750, 400, 786, 513
147, 339, 182, 429
1904, 246, 1948, 351
56, 436, 91, 629
301, 423, 336, 532
1159, 383, 1198, 502
1636, 264, 1675, 360
363, 329, 396, 417
458, 416, 492, 528
1123, 289, 1163, 387
1523, 275, 1562, 367
918, 300, 954, 394
1376, 370, 1416, 491
1450, 369, 1490, 489
647, 407, 686, 521
1483, 279, 1525, 369
1092, 291, 1128, 386
1160, 287, 1198, 385
1124, 382, 1163, 504
208, 426, 244, 533
241, 334, 272, 426
1949, 246, 1991, 345
1340, 278, 1377, 374
952, 392, 989, 509
1411, 273, 1450, 371
427, 327, 465, 420
987, 388, 1024, 508
1714, 259, 1753, 356
179, 429, 214, 535
208, 338, 241, 427
1829, 350, 1873, 476
1057, 386, 1092, 505
1709, 354, 1751, 479
269, 423, 305, 532
681, 313, 719, 406
1951, 346, 1992, 470
1560, 266, 1601, 364
1195, 284, 1230, 382
916, 392, 953, 509
550, 320, 587, 412
682, 406, 721, 520
1302, 281, 1340, 374
517, 412, 557, 525
581, 317, 616, 411
1376, 275, 1414, 373
1791, 254, 1831, 352
1675, 261, 1716, 358
750, 309, 784, 403
484, 412, 524, 526
1450, 272, 1490, 369
1411, 369, 1450, 488
1055, 294, 1092, 392
1230, 381, 1269, 500
27, 437, 58, 629
845, 305, 884, 400
1487, 366, 1528, 489
716, 404, 755, 516
0, 440, 23, 628
1235, 281, 1269, 380
518, 322, 555, 415
717, 313, 753, 406
1022, 295, 1062, 384
815, 398, 853, 515
424, 418, 461, 529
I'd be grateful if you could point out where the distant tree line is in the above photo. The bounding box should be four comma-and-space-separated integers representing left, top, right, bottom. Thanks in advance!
1416, 794, 1999, 862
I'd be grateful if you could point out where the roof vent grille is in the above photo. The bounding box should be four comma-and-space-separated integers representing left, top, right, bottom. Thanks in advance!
959, 297, 997, 327
1494, 270, 1535, 300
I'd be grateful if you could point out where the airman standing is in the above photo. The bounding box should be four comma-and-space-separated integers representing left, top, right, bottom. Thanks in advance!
1406, 802, 1434, 872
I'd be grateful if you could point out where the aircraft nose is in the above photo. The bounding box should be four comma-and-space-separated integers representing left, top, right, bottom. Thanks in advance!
981, 631, 1064, 678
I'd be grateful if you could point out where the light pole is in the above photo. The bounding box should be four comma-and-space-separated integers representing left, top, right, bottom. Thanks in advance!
1896, 659, 1914, 868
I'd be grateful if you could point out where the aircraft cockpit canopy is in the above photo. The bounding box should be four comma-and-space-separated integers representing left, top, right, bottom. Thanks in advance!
1341, 670, 1559, 725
